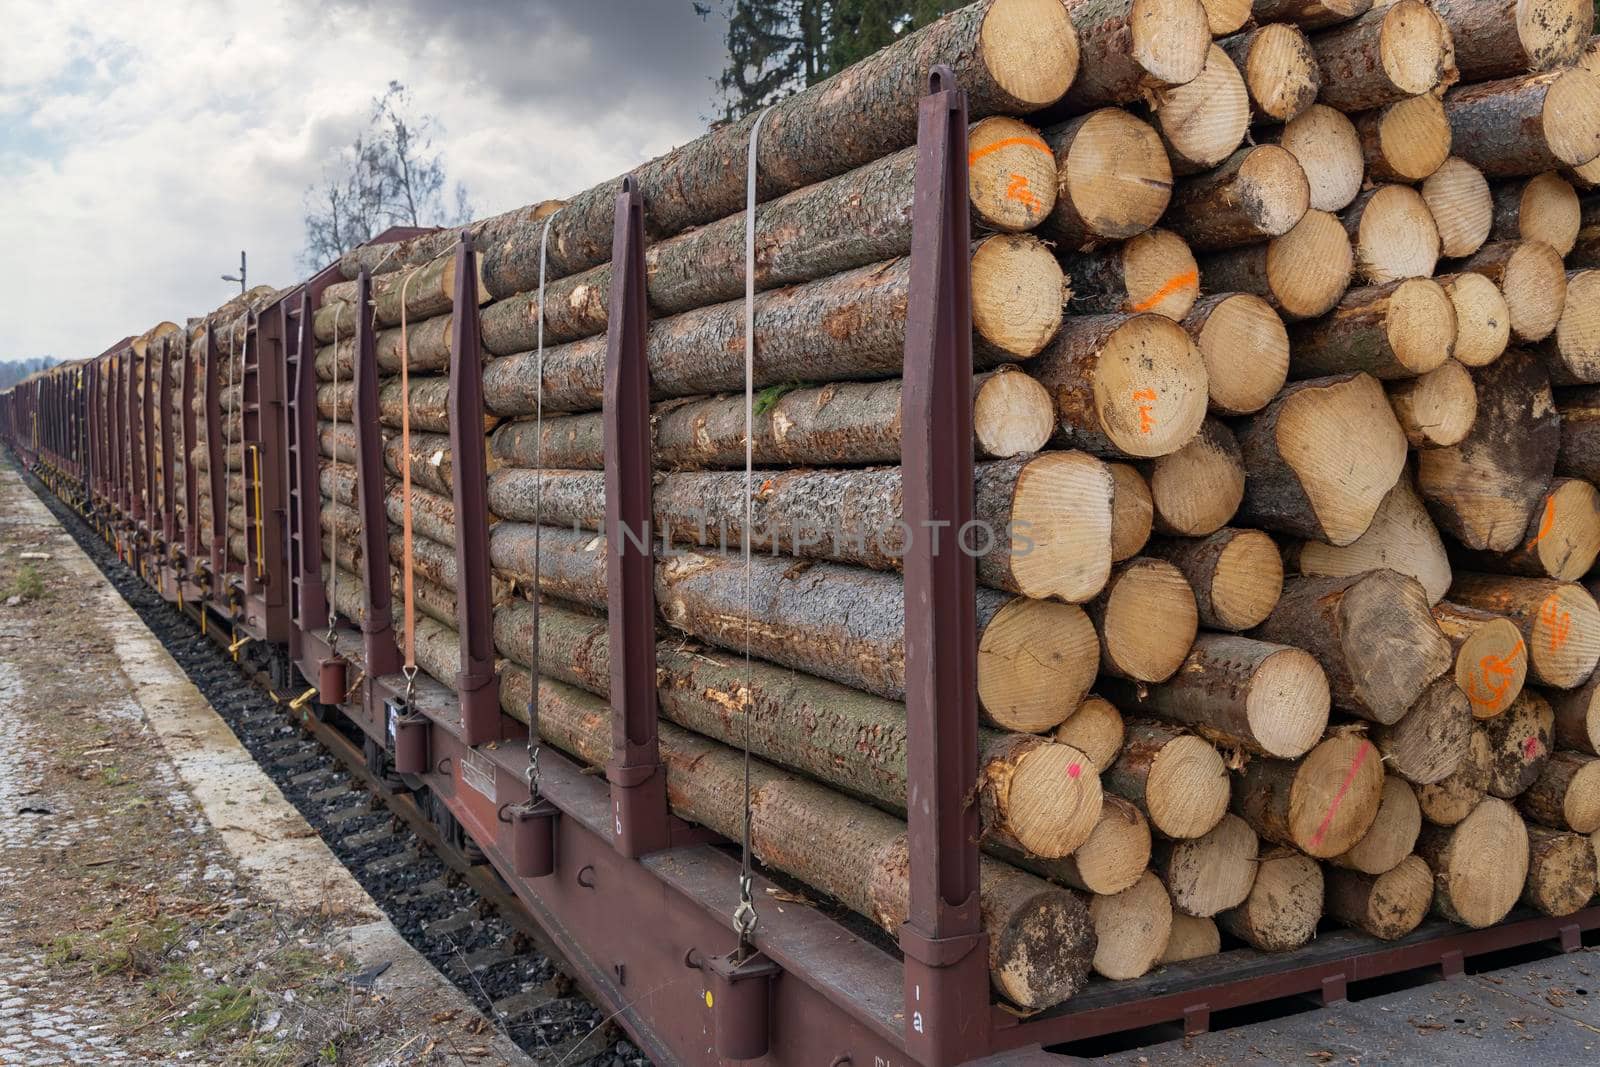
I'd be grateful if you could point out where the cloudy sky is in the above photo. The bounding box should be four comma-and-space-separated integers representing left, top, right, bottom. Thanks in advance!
0, 0, 727, 361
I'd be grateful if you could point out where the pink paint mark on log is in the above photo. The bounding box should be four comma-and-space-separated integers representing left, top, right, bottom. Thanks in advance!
1308, 741, 1372, 851
1067, 763, 1082, 780
1524, 736, 1542, 759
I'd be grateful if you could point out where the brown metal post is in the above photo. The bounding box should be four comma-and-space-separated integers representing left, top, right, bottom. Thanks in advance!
897, 66, 990, 1067
354, 270, 402, 677
129, 345, 145, 525
182, 328, 200, 567
160, 336, 177, 544
446, 234, 503, 744
204, 329, 228, 583
287, 292, 328, 635
603, 176, 670, 858
144, 339, 159, 541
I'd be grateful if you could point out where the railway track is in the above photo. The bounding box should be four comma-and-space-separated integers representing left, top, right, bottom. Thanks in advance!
21, 465, 649, 1067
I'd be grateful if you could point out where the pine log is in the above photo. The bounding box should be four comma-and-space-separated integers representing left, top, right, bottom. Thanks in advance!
478, 0, 1081, 293
1106, 462, 1154, 562
1103, 634, 1328, 758
1147, 528, 1283, 632
1454, 477, 1600, 581
1557, 386, 1600, 484
1032, 313, 1209, 460
1309, 1, 1452, 112
1254, 0, 1372, 27
1458, 241, 1567, 345
1149, 44, 1250, 176
314, 311, 454, 382
1357, 94, 1452, 184
1232, 733, 1385, 857
1160, 914, 1221, 963
1086, 870, 1174, 980
487, 451, 1116, 604
1200, 0, 1251, 33
496, 599, 1104, 858
1181, 293, 1289, 417
1284, 476, 1451, 605
1439, 273, 1510, 369
1386, 361, 1477, 450
482, 237, 1066, 415
382, 483, 458, 551
1324, 855, 1432, 940
1197, 209, 1353, 320
1058, 228, 1199, 320
1371, 676, 1474, 786
1105, 717, 1230, 840
383, 431, 461, 498
1420, 796, 1531, 926
1433, 602, 1530, 720
1088, 557, 1199, 683
1426, 0, 1594, 81
1056, 0, 1211, 112
1342, 185, 1442, 286
1253, 571, 1452, 724
1518, 751, 1600, 832
1005, 796, 1151, 895
1332, 775, 1421, 874
1152, 813, 1259, 917
1054, 696, 1126, 773
1418, 727, 1492, 826
1218, 848, 1324, 951
1039, 109, 1174, 247
1136, 418, 1243, 537
1542, 270, 1600, 385
1521, 825, 1598, 916
1445, 69, 1600, 177
1236, 372, 1407, 546
1290, 278, 1456, 381
1549, 675, 1600, 754
1219, 23, 1320, 123
500, 670, 1093, 1008
1418, 350, 1560, 552
314, 251, 478, 335
1423, 160, 1495, 261
1482, 689, 1557, 797
1492, 173, 1582, 255
1263, 104, 1364, 213
1448, 575, 1600, 689
1166, 146, 1309, 252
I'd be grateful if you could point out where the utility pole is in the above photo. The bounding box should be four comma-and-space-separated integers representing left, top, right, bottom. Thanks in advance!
221, 250, 246, 294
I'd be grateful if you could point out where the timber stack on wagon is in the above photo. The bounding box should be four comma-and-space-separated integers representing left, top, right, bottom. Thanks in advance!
13, 0, 1600, 1042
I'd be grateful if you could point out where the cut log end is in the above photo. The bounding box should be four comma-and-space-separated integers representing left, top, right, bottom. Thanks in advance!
1541, 66, 1600, 167
974, 366, 1056, 459
1067, 796, 1152, 895
1483, 690, 1556, 797
978, 599, 1101, 733
978, 0, 1082, 110
1423, 159, 1493, 260
1129, 0, 1213, 88
1158, 812, 1259, 918
1248, 647, 1330, 758
1369, 94, 1452, 183
1529, 585, 1600, 688
1291, 735, 1386, 858
1420, 796, 1530, 927
1099, 558, 1199, 683
1529, 478, 1600, 581
967, 117, 1060, 233
1265, 210, 1355, 320
1555, 759, 1600, 833
1209, 529, 1285, 631
986, 877, 1097, 1009
973, 234, 1068, 362
1187, 293, 1289, 417
1522, 826, 1598, 917
1159, 913, 1220, 963
1086, 314, 1210, 458
1006, 741, 1105, 858
1054, 696, 1125, 774
1326, 854, 1432, 940
1088, 870, 1173, 981
1440, 610, 1529, 721
1200, 0, 1251, 35
1048, 109, 1174, 244
1154, 44, 1250, 175
1106, 463, 1153, 562
1275, 105, 1364, 213
1517, 0, 1597, 72
1441, 273, 1511, 368
1508, 172, 1581, 255
1550, 270, 1600, 384
1418, 727, 1491, 826
1146, 420, 1244, 537
1145, 733, 1230, 840
1220, 849, 1323, 952
1486, 240, 1569, 344
1352, 185, 1441, 286
1236, 23, 1321, 122
1118, 228, 1200, 321
1388, 360, 1477, 450
1334, 776, 1422, 876
1007, 450, 1115, 604
1377, 1, 1451, 98
1388, 277, 1459, 376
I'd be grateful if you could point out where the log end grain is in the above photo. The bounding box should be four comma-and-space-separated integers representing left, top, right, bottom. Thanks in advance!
1085, 314, 1210, 459
1146, 733, 1230, 839
1106, 462, 1154, 562
974, 364, 1057, 458
1551, 270, 1600, 384
1421, 796, 1530, 927
1129, 0, 1213, 88
979, 0, 1083, 110
1187, 293, 1290, 417
1376, 0, 1452, 98
1088, 869, 1174, 981
1424, 159, 1494, 260
1003, 741, 1105, 858
1049, 110, 1174, 245
1099, 557, 1199, 683
1153, 44, 1250, 176
1007, 450, 1116, 604
1528, 584, 1600, 688
1442, 611, 1529, 721
1334, 775, 1422, 875
968, 117, 1060, 233
1290, 734, 1386, 858
1522, 825, 1598, 916
1388, 360, 1477, 450
1371, 93, 1453, 183
1515, 172, 1582, 255
1240, 144, 1314, 238
1054, 695, 1125, 774
1220, 848, 1323, 951
1440, 273, 1511, 368
1265, 210, 1355, 319
978, 598, 1101, 732
1159, 912, 1221, 963
1554, 757, 1600, 833
1326, 854, 1432, 940
1158, 812, 1259, 917
1118, 228, 1200, 321
1247, 646, 1331, 758
1418, 726, 1492, 826
1241, 23, 1322, 123
1484, 689, 1557, 797
1530, 477, 1600, 581
1210, 528, 1285, 632
1495, 241, 1568, 344
1353, 185, 1441, 285
1386, 277, 1460, 377
1517, 0, 1597, 72
974, 234, 1069, 362
984, 871, 1098, 1008
1200, 0, 1251, 36
1147, 419, 1244, 537
1541, 66, 1600, 168
1276, 104, 1364, 213
1069, 795, 1152, 895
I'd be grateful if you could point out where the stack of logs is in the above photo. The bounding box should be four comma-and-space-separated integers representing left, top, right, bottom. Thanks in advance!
290, 0, 1600, 1010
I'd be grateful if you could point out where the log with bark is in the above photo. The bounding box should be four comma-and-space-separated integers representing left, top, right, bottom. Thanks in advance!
1453, 476, 1600, 581
1433, 602, 1530, 720
1284, 475, 1452, 606
1520, 824, 1598, 916
315, 312, 456, 382
482, 237, 1067, 415
1039, 109, 1174, 247
1264, 103, 1364, 213
1088, 557, 1199, 683
1418, 796, 1531, 926
1426, 0, 1594, 81
1005, 796, 1151, 895
1232, 733, 1386, 857
1549, 675, 1600, 754
1253, 571, 1452, 724
1136, 418, 1243, 537
1102, 634, 1328, 758
1219, 23, 1321, 123
1309, 1, 1453, 112
1357, 93, 1452, 184
1057, 228, 1199, 320
1147, 527, 1283, 632
1236, 373, 1408, 546
1181, 293, 1290, 417
487, 450, 1116, 605
1417, 349, 1560, 552
1056, 0, 1211, 112
1447, 574, 1600, 689
1289, 278, 1457, 381
1324, 855, 1433, 940
1541, 270, 1600, 385
1331, 774, 1421, 875
1086, 870, 1174, 981
1218, 848, 1324, 951
1386, 361, 1477, 450
1342, 185, 1442, 286
1252, 0, 1372, 30
1104, 717, 1230, 840
1371, 676, 1474, 786
1557, 386, 1600, 484
1152, 813, 1259, 918
1106, 462, 1154, 562
1166, 145, 1310, 252
1149, 44, 1250, 176
1482, 689, 1557, 796
1418, 726, 1492, 825
1423, 160, 1495, 261
1031, 312, 1210, 460
1445, 68, 1600, 177
1197, 209, 1354, 320
1054, 695, 1125, 774
1517, 750, 1600, 832
1492, 173, 1582, 256
1438, 273, 1511, 368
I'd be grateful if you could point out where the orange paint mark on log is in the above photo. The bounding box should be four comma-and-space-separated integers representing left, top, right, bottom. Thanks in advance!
968, 136, 1053, 166
1526, 497, 1557, 550
1540, 594, 1572, 653
1133, 389, 1158, 434
1309, 741, 1372, 851
1006, 173, 1044, 213
1465, 638, 1524, 712
1129, 270, 1200, 314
